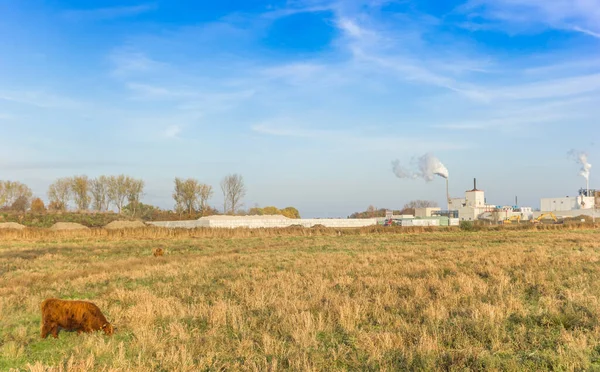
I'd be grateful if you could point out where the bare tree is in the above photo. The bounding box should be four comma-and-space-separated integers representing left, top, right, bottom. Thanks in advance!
71, 175, 91, 211
403, 200, 439, 209
90, 176, 109, 211
400, 200, 439, 215
220, 174, 246, 214
0, 181, 33, 209
47, 178, 72, 211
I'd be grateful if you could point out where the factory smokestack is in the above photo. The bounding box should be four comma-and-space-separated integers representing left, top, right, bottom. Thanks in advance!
474, 178, 477, 190
446, 178, 450, 211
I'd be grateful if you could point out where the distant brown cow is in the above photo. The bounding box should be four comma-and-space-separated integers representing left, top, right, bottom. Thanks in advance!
40, 298, 115, 339
153, 248, 164, 257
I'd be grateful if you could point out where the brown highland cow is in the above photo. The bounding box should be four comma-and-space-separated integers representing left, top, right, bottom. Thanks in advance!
40, 298, 115, 339
153, 248, 164, 257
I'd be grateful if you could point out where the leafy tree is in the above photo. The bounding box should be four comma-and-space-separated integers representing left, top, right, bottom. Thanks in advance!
123, 202, 157, 220
247, 205, 300, 218
281, 206, 301, 219
220, 174, 246, 214
47, 178, 72, 211
71, 175, 91, 211
198, 183, 213, 213
262, 206, 279, 215
0, 181, 33, 209
31, 198, 46, 213
126, 178, 145, 217
90, 176, 109, 211
107, 175, 143, 214
173, 178, 205, 216
248, 205, 264, 215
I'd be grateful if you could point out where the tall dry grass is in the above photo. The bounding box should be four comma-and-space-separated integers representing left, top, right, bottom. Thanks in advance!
1, 228, 600, 371
0, 221, 596, 242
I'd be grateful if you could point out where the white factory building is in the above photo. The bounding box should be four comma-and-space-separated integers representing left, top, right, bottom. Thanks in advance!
537, 189, 599, 218
449, 179, 534, 222
541, 192, 595, 212
448, 179, 496, 221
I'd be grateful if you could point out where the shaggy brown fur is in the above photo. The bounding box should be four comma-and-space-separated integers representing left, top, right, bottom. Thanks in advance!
40, 298, 114, 339
153, 248, 164, 257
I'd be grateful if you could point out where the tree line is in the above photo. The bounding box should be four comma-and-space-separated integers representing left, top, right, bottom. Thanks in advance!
0, 173, 300, 219
349, 200, 439, 219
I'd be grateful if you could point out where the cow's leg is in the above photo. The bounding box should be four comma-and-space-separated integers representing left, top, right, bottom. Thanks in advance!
51, 325, 59, 338
41, 322, 52, 338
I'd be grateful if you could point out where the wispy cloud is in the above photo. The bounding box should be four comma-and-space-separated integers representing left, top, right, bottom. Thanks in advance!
494, 73, 600, 100
0, 159, 132, 171
109, 50, 165, 77
62, 3, 157, 21
252, 120, 468, 152
459, 0, 600, 38
125, 82, 194, 100
329, 11, 493, 102
124, 82, 255, 112
572, 26, 600, 39
0, 90, 81, 109
433, 96, 598, 131
252, 122, 333, 138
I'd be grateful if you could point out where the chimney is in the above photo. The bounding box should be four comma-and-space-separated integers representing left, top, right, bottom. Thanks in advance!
473, 178, 477, 190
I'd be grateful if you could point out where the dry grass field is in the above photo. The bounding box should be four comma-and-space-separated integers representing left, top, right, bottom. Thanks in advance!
1, 227, 600, 371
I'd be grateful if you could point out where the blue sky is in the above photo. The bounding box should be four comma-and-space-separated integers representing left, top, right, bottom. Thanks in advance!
0, 0, 599, 217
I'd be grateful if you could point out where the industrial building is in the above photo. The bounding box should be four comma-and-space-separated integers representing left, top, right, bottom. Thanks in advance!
536, 189, 599, 218
447, 179, 534, 222
540, 189, 598, 212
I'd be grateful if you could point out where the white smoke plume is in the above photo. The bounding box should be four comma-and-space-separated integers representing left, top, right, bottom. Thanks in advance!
392, 153, 449, 182
568, 149, 592, 181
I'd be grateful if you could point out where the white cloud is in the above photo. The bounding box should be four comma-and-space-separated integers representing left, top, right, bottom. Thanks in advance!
459, 0, 600, 38
572, 26, 600, 39
337, 18, 366, 38
164, 125, 182, 139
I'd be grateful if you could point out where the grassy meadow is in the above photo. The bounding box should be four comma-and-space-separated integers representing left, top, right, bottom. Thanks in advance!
1, 227, 600, 371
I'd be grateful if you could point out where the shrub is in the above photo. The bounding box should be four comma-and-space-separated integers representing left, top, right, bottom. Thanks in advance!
30, 198, 46, 213
460, 221, 475, 231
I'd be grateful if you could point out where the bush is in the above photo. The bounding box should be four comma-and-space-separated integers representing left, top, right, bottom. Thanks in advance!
460, 221, 475, 231
30, 198, 46, 213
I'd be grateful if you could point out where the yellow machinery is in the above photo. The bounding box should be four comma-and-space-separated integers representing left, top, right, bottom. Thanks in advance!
501, 215, 521, 224
531, 212, 558, 224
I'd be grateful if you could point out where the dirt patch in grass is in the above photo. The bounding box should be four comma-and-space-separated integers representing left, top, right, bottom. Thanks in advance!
0, 222, 26, 230
49, 222, 90, 231
104, 221, 147, 230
